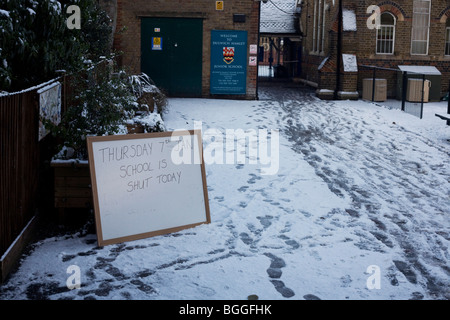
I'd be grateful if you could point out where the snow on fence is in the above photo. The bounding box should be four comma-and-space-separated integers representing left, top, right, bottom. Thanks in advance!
0, 61, 110, 281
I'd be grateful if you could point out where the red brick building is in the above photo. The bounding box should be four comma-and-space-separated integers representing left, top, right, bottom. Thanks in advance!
299, 0, 450, 100
111, 0, 260, 99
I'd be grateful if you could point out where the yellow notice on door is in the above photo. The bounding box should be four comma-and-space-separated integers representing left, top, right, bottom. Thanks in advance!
152, 37, 162, 50
216, 1, 224, 10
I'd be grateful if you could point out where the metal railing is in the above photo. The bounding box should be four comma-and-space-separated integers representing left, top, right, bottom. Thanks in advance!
258, 60, 299, 80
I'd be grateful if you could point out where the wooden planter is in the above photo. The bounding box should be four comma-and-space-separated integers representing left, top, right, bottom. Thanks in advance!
51, 125, 145, 222
126, 123, 145, 134
51, 161, 92, 220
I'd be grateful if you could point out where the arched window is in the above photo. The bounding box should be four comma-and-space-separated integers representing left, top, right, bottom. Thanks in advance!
376, 12, 396, 54
445, 18, 450, 56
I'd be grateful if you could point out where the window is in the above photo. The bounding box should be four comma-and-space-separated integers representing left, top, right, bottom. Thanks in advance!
312, 0, 317, 52
411, 0, 431, 55
376, 13, 396, 54
321, 1, 327, 52
445, 19, 450, 56
311, 0, 327, 54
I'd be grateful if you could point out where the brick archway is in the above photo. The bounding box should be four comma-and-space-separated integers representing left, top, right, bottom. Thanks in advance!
377, 2, 405, 22
439, 6, 450, 23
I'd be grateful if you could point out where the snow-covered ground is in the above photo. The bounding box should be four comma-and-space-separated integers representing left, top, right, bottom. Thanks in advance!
0, 83, 449, 300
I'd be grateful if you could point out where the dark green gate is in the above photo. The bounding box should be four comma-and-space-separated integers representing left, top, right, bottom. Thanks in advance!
141, 17, 203, 97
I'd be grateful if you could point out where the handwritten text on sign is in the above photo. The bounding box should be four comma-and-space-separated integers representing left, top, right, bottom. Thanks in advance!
96, 140, 182, 192
87, 131, 210, 246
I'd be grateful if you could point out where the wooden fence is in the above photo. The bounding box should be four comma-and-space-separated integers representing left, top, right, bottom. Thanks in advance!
0, 77, 67, 280
1, 90, 40, 256
0, 59, 118, 281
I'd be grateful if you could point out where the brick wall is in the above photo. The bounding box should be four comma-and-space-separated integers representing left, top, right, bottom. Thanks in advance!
115, 0, 260, 99
300, 0, 450, 99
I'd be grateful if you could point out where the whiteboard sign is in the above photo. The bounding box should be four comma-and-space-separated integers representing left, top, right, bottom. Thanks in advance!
87, 130, 210, 246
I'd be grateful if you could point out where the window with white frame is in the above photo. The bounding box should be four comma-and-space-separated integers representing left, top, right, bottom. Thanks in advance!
445, 19, 450, 56
411, 0, 431, 55
321, 1, 327, 52
311, 0, 327, 54
376, 13, 396, 54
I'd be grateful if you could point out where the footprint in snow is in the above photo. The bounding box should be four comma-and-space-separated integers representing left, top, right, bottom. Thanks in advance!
303, 294, 321, 300
264, 253, 295, 298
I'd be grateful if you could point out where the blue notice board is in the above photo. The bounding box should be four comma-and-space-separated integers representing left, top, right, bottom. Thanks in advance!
210, 30, 247, 95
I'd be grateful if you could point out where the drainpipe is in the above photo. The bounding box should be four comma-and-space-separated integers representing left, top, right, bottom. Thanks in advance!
257, 0, 261, 100
334, 0, 342, 100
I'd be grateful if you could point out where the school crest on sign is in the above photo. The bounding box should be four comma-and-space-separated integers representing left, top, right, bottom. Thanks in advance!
223, 47, 235, 64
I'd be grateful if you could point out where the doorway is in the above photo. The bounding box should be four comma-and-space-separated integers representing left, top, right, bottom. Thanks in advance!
141, 17, 203, 97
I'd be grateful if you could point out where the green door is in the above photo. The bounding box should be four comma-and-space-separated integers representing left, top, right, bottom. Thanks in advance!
141, 18, 203, 97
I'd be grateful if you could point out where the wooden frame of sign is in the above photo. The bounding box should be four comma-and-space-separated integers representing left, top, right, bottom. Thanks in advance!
87, 130, 210, 246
